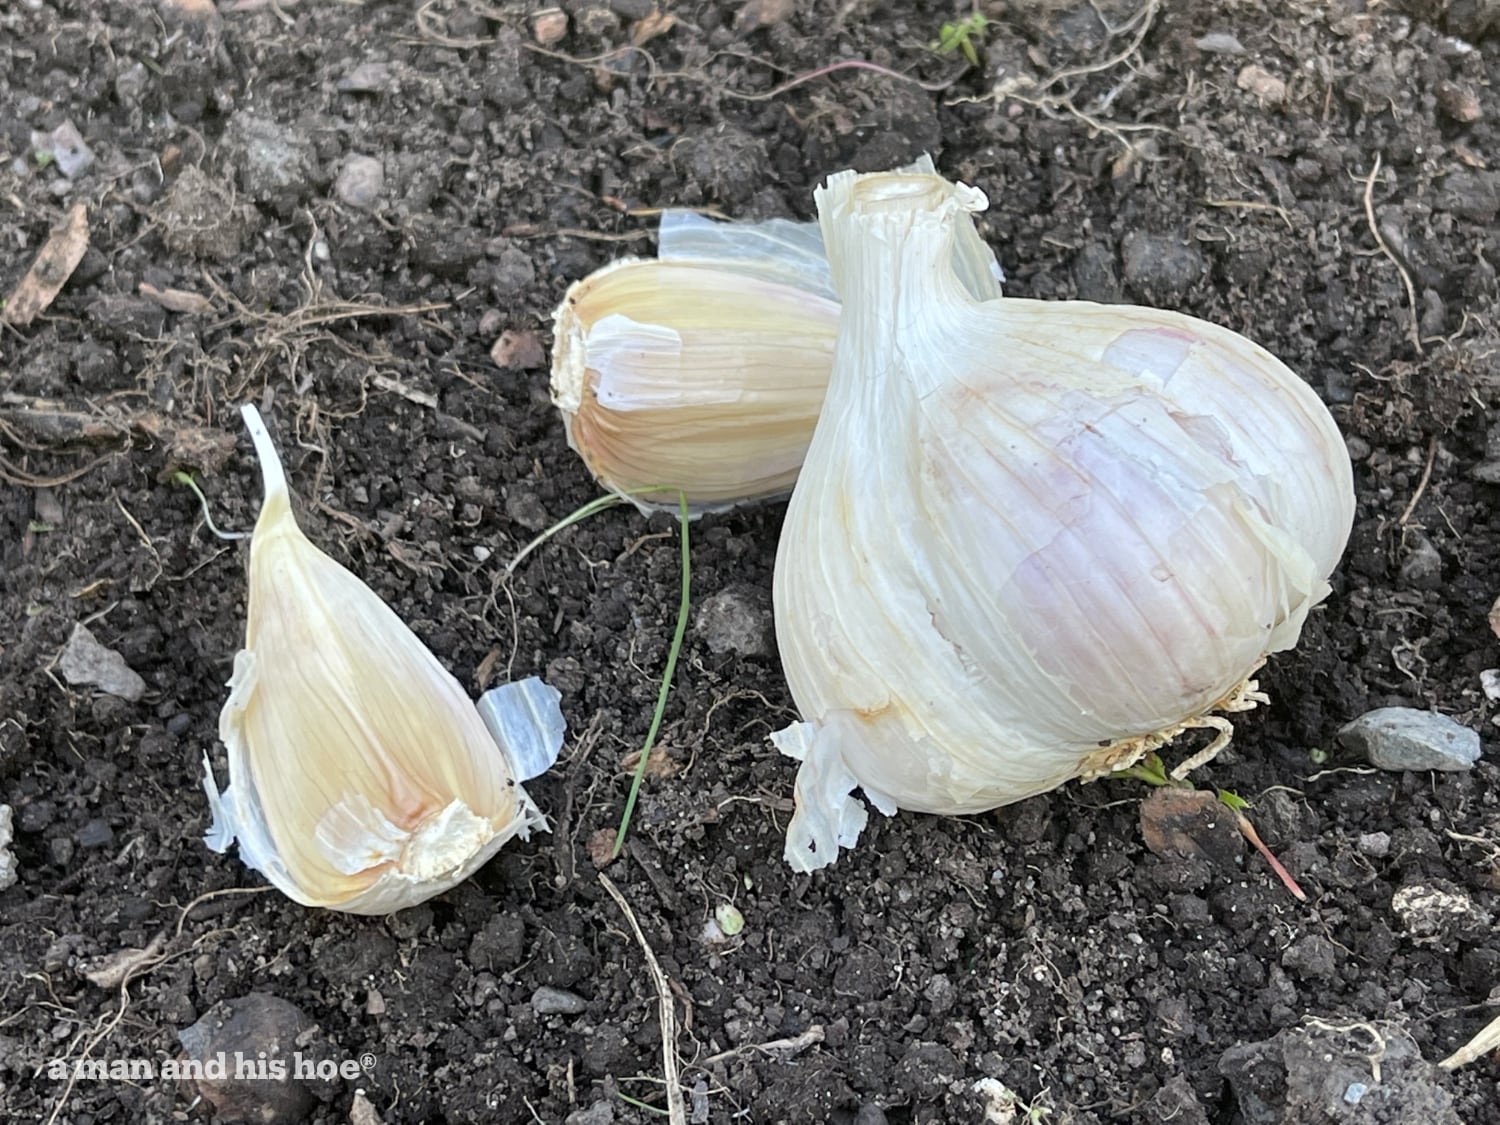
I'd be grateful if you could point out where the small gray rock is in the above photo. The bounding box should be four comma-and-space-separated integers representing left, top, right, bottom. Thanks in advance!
0, 807, 16, 892
1121, 231, 1207, 298
1357, 831, 1391, 858
32, 121, 95, 180
503, 486, 550, 533
531, 986, 587, 1015
75, 818, 114, 850
58, 623, 147, 702
1147, 1076, 1210, 1125
694, 588, 772, 658
1194, 31, 1246, 54
1337, 707, 1480, 772
226, 111, 317, 215
1399, 534, 1442, 589
852, 1106, 889, 1125
1392, 883, 1492, 945
335, 155, 384, 208
565, 1102, 615, 1125
337, 60, 395, 93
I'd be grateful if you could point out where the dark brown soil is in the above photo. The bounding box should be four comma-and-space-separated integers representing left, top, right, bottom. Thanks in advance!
2, 2, 1498, 1123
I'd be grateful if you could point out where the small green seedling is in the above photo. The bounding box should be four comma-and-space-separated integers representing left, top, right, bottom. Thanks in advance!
498, 486, 692, 859
932, 11, 988, 68
613, 491, 690, 858
172, 471, 249, 541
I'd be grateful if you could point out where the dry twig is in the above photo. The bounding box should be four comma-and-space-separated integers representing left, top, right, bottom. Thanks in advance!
1361, 154, 1424, 355
598, 874, 687, 1125
1396, 435, 1438, 526
1441, 1010, 1500, 1071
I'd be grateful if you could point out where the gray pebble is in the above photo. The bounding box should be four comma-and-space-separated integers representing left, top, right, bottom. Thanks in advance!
226, 111, 317, 216
1392, 883, 1492, 944
853, 1106, 889, 1125
335, 154, 384, 208
483, 241, 538, 295
609, 0, 654, 19
33, 121, 94, 179
58, 623, 146, 702
0, 807, 14, 892
1357, 831, 1391, 858
50, 837, 75, 867
1337, 707, 1481, 772
694, 588, 772, 658
1121, 231, 1206, 298
337, 60, 395, 93
531, 986, 588, 1015
75, 818, 114, 850
503, 486, 550, 533
1195, 32, 1246, 54
565, 1102, 615, 1125
1399, 534, 1442, 589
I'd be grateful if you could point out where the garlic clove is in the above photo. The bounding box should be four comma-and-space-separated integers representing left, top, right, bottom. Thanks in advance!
203, 405, 563, 914
773, 169, 1354, 870
551, 156, 1003, 515
552, 258, 839, 514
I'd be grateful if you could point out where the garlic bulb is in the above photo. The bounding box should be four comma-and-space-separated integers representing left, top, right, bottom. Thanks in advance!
551, 157, 1002, 514
203, 406, 564, 913
773, 170, 1355, 871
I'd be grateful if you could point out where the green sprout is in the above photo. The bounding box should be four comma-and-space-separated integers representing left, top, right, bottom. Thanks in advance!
497, 486, 693, 859
932, 11, 987, 68
172, 471, 248, 541
613, 491, 690, 858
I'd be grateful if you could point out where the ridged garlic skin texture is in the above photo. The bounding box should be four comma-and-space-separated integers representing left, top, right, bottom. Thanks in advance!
550, 160, 1004, 516
203, 406, 561, 914
773, 172, 1355, 871
552, 258, 839, 513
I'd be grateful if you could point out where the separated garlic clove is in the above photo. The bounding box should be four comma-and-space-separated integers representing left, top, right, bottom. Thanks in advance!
202, 405, 563, 914
773, 169, 1355, 871
551, 156, 1003, 515
552, 255, 839, 514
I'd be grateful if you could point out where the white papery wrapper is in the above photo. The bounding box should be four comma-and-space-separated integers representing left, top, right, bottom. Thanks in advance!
203, 406, 563, 914
773, 170, 1354, 871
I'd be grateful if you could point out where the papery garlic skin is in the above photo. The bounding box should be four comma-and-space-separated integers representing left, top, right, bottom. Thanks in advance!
773, 171, 1355, 871
551, 158, 1003, 515
553, 258, 840, 513
203, 406, 563, 914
